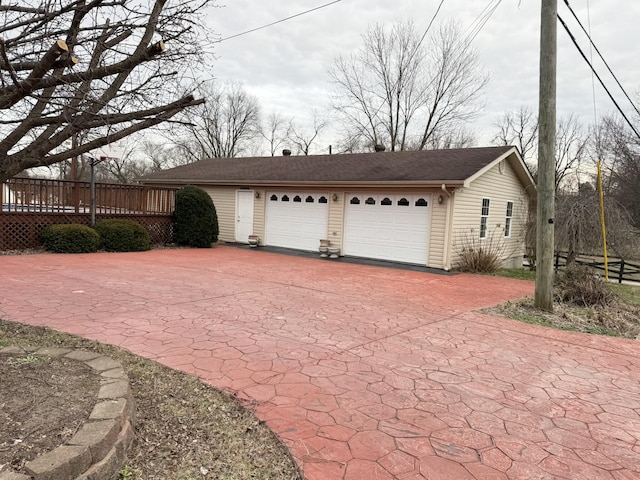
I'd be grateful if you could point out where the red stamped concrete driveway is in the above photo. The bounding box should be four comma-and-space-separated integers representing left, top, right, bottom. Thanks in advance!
1, 247, 640, 479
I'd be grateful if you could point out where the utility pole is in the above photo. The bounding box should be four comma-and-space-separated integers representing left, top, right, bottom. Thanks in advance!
535, 0, 557, 311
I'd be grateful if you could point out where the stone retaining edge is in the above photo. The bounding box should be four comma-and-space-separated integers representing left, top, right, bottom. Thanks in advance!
0, 347, 135, 480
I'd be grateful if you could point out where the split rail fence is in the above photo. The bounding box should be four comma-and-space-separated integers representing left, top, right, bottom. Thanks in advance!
1, 178, 177, 249
554, 251, 640, 284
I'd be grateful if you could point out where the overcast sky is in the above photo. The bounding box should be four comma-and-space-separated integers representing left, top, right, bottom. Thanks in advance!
203, 0, 640, 153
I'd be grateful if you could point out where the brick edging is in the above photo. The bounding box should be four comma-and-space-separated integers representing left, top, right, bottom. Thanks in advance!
0, 347, 135, 480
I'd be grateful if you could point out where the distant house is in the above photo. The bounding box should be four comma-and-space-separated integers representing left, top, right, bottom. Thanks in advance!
140, 146, 536, 270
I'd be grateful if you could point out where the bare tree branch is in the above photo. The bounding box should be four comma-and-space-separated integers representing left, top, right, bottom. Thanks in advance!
290, 110, 327, 155
0, 0, 216, 183
260, 112, 293, 156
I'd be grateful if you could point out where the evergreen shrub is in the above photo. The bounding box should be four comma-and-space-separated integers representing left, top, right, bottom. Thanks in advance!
40, 224, 100, 253
94, 219, 151, 252
173, 186, 219, 248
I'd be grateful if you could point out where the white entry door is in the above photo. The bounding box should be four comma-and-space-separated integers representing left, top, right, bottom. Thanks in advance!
344, 193, 431, 264
265, 192, 329, 251
235, 190, 254, 243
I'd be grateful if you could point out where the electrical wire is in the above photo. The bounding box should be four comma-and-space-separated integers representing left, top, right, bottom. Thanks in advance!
375, 0, 499, 121
586, 0, 598, 125
558, 14, 640, 141
417, 0, 446, 47
562, 0, 640, 119
397, 0, 500, 76
463, 0, 502, 47
216, 0, 342, 43
399, 0, 446, 80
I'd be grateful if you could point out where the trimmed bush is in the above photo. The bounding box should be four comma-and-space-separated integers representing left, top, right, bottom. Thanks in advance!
173, 186, 219, 248
94, 219, 151, 252
40, 224, 100, 253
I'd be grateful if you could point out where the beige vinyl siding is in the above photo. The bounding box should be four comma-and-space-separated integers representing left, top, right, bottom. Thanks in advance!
200, 186, 238, 242
450, 160, 529, 268
428, 195, 447, 269
253, 190, 266, 240
328, 191, 344, 251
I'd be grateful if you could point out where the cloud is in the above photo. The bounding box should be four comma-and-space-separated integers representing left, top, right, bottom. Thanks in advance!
206, 0, 640, 147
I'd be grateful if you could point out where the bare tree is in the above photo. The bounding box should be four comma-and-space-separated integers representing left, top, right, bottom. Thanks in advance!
177, 81, 261, 160
290, 110, 327, 155
96, 138, 197, 183
329, 20, 488, 152
492, 106, 538, 161
595, 114, 640, 227
554, 114, 589, 190
492, 108, 588, 190
555, 183, 639, 263
260, 112, 293, 156
93, 141, 148, 184
139, 140, 191, 172
422, 127, 476, 150
0, 0, 216, 183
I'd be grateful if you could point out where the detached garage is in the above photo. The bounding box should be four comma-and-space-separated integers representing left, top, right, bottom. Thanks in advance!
140, 146, 536, 270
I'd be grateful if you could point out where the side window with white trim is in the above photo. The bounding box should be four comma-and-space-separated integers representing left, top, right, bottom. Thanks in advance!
504, 201, 514, 237
480, 198, 490, 239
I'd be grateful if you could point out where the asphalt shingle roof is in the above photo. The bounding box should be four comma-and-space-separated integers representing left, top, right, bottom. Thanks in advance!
140, 146, 515, 184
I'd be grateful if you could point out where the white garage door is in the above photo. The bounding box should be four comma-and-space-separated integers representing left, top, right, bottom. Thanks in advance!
344, 193, 431, 264
265, 192, 329, 251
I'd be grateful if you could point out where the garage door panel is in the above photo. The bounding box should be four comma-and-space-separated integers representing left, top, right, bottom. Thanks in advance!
266, 192, 328, 251
345, 193, 431, 265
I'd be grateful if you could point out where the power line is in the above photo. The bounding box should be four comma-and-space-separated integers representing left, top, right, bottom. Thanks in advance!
558, 14, 640, 141
400, 0, 446, 80
585, 0, 598, 125
417, 0, 446, 47
216, 0, 342, 43
562, 0, 640, 119
463, 0, 503, 46
378, 0, 498, 120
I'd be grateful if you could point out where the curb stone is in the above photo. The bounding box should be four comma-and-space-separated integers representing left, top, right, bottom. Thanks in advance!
0, 347, 135, 480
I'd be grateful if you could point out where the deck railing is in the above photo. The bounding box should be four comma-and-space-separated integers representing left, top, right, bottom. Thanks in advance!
1, 177, 176, 215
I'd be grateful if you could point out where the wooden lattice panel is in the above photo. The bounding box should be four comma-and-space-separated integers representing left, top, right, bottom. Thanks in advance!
97, 214, 174, 245
0, 213, 174, 250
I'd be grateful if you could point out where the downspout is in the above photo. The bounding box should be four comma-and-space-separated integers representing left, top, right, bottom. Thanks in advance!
441, 184, 454, 270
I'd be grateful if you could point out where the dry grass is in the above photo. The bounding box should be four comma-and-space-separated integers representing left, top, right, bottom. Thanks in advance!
0, 320, 302, 480
488, 265, 640, 339
484, 294, 640, 339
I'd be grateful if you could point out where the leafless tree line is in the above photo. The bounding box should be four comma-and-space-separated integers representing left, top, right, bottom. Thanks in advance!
494, 105, 640, 263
